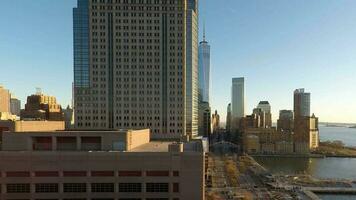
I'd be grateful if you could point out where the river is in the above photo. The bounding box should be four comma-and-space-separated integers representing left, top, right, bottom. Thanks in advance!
319, 125, 356, 147
255, 126, 356, 199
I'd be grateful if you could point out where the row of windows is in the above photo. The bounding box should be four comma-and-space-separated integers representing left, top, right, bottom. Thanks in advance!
76, 116, 184, 122
93, 36, 175, 43
3, 182, 178, 193
91, 6, 183, 12
75, 122, 184, 133
2, 170, 179, 177
93, 0, 182, 6
91, 56, 183, 62
92, 19, 183, 25
92, 45, 183, 51
92, 64, 182, 70
92, 25, 182, 31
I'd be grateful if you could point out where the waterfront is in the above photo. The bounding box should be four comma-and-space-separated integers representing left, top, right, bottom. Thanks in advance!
317, 194, 356, 200
255, 126, 356, 199
254, 157, 356, 199
319, 125, 356, 147
254, 126, 356, 179
254, 157, 356, 179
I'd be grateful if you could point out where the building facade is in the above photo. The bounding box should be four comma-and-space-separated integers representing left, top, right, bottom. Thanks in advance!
294, 88, 310, 119
73, 0, 199, 139
198, 101, 211, 137
277, 110, 293, 134
0, 120, 65, 133
185, 0, 199, 138
20, 93, 64, 121
243, 128, 294, 154
293, 88, 319, 153
0, 85, 10, 113
226, 103, 231, 131
10, 96, 21, 116
211, 110, 220, 133
198, 31, 210, 104
197, 26, 210, 138
0, 129, 205, 200
252, 108, 266, 128
63, 105, 75, 129
294, 114, 319, 153
231, 77, 245, 131
0, 86, 17, 120
256, 101, 272, 128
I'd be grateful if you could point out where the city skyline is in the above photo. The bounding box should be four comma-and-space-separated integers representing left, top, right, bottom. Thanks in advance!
1, 0, 356, 123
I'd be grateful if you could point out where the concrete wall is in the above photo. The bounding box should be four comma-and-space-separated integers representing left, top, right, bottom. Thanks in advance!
0, 121, 65, 132
2, 129, 151, 152
127, 129, 150, 151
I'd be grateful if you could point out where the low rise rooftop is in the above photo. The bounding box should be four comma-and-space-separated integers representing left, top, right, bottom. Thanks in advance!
130, 141, 173, 152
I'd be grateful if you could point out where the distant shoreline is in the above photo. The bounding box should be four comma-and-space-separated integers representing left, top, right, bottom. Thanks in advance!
251, 154, 325, 158
251, 154, 356, 158
319, 122, 356, 128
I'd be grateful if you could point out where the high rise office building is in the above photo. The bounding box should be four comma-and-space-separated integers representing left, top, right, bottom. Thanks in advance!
231, 77, 245, 130
211, 110, 220, 133
198, 101, 211, 137
10, 95, 21, 116
277, 110, 293, 134
293, 89, 319, 153
73, 0, 199, 139
226, 103, 231, 131
279, 109, 293, 120
0, 85, 10, 113
185, 0, 199, 138
294, 88, 310, 118
197, 24, 211, 137
256, 101, 272, 128
198, 27, 210, 103
257, 101, 271, 113
21, 92, 64, 121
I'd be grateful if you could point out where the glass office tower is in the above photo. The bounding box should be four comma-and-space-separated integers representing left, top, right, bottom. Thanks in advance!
198, 35, 211, 103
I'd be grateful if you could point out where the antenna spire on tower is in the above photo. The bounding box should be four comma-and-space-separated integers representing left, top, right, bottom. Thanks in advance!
203, 20, 206, 42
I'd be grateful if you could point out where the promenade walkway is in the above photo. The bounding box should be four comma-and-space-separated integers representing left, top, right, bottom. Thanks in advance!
305, 186, 356, 194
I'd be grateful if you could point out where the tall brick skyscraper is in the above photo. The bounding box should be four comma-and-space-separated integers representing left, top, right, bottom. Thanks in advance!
73, 0, 198, 139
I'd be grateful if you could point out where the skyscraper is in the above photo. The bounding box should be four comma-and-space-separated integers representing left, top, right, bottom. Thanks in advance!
257, 101, 272, 128
20, 92, 64, 121
197, 23, 211, 137
294, 88, 310, 118
10, 95, 21, 116
277, 110, 293, 134
211, 110, 220, 133
257, 101, 271, 113
73, 0, 199, 139
198, 101, 211, 137
185, 0, 199, 138
231, 77, 245, 130
293, 89, 319, 153
0, 85, 10, 113
226, 103, 231, 131
198, 26, 210, 103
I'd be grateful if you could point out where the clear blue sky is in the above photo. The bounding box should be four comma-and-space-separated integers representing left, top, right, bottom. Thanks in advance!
0, 0, 355, 123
